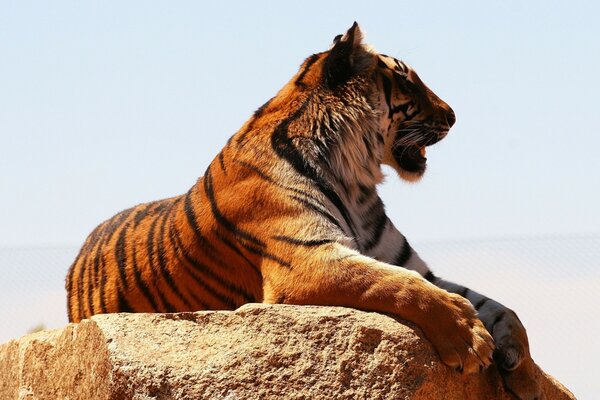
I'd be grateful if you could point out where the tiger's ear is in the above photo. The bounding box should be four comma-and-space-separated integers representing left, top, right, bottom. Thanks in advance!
324, 22, 364, 87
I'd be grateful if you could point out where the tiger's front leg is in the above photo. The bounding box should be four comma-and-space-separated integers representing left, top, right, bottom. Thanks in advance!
261, 243, 495, 374
433, 278, 541, 400
364, 218, 541, 399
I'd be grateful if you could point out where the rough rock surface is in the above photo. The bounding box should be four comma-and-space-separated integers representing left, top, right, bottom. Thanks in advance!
0, 304, 575, 400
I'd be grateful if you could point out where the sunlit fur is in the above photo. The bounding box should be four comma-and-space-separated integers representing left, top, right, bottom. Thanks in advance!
65, 23, 539, 397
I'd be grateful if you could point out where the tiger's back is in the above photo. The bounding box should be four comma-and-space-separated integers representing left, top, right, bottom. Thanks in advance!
65, 179, 267, 322
66, 130, 329, 322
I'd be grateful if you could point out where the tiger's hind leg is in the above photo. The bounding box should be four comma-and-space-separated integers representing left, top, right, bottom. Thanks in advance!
434, 278, 542, 400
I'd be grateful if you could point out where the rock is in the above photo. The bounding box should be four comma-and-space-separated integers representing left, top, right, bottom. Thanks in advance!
0, 304, 575, 400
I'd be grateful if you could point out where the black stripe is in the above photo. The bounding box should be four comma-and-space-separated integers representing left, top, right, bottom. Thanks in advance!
457, 287, 470, 298
474, 297, 490, 310
253, 97, 273, 118
290, 195, 343, 230
75, 251, 87, 320
361, 198, 387, 251
85, 242, 103, 317
84, 222, 106, 253
272, 236, 334, 247
236, 97, 273, 145
363, 216, 388, 252
214, 229, 262, 277
235, 159, 327, 210
155, 206, 194, 309
393, 237, 412, 267
85, 252, 95, 317
361, 198, 385, 230
235, 159, 275, 183
204, 169, 265, 248
83, 254, 95, 315
491, 313, 505, 331
393, 58, 407, 73
130, 238, 161, 311
184, 190, 204, 240
356, 184, 375, 205
91, 241, 101, 295
146, 214, 177, 312
66, 262, 75, 321
392, 73, 410, 94
101, 207, 136, 245
146, 216, 159, 271
380, 73, 393, 118
318, 185, 359, 245
295, 53, 320, 87
218, 152, 226, 174
66, 244, 88, 317
238, 241, 291, 269
285, 186, 322, 202
183, 189, 223, 258
424, 270, 436, 283
405, 105, 420, 120
97, 252, 108, 314
391, 101, 411, 117
134, 203, 153, 227
377, 58, 389, 69
282, 182, 322, 205
168, 220, 244, 308
116, 287, 133, 313
115, 224, 129, 290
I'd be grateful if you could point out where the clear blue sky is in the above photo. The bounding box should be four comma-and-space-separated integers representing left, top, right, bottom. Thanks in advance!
1, 1, 599, 246
1, 1, 598, 397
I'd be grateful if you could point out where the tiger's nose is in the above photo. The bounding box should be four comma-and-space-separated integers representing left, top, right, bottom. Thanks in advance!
445, 108, 456, 128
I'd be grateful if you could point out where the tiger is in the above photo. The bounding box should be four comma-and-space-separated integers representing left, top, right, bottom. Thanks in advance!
66, 23, 541, 399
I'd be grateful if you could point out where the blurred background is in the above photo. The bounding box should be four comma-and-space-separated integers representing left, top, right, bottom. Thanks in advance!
1, 1, 598, 398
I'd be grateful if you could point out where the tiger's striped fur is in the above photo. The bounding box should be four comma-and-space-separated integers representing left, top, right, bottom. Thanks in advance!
66, 23, 539, 399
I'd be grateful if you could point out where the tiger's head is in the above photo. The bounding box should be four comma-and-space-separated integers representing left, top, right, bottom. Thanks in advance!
319, 22, 456, 183
375, 53, 455, 182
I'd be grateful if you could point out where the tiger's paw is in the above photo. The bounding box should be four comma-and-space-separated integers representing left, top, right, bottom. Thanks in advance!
499, 356, 542, 400
484, 308, 541, 399
420, 291, 495, 374
489, 308, 530, 371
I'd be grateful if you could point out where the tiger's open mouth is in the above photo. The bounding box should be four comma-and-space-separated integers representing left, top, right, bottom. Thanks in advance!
392, 127, 448, 175
393, 144, 428, 173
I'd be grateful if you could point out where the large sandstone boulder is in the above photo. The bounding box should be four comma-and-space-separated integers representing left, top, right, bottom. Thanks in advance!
0, 304, 574, 399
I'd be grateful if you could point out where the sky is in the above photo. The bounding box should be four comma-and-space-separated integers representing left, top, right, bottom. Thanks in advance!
0, 1, 598, 398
